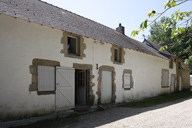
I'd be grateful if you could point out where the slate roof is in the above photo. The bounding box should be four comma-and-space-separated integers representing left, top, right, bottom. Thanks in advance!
0, 0, 167, 59
143, 39, 176, 58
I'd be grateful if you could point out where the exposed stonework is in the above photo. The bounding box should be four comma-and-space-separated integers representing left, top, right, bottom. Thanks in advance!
111, 45, 125, 65
97, 65, 116, 104
122, 69, 134, 90
73, 63, 95, 106
180, 70, 190, 91
175, 59, 190, 92
60, 31, 86, 59
29, 58, 60, 95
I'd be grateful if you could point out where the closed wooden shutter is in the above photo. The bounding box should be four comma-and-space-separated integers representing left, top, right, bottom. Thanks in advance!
124, 73, 131, 88
162, 70, 169, 86
38, 66, 55, 91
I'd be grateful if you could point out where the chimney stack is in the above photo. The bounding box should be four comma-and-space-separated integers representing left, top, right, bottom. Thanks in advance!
116, 23, 125, 35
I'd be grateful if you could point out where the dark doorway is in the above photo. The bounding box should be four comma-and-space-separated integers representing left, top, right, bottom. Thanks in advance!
75, 70, 88, 105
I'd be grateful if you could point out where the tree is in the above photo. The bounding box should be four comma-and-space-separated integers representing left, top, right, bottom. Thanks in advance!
147, 16, 192, 73
131, 0, 192, 38
148, 16, 176, 45
185, 56, 192, 74
171, 27, 192, 73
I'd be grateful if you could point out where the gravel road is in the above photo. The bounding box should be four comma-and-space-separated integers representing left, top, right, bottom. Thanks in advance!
18, 97, 192, 128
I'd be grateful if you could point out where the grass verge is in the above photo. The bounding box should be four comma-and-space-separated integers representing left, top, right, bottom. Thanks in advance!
122, 91, 192, 108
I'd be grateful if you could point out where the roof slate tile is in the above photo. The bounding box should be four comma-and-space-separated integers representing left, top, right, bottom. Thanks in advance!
0, 0, 167, 59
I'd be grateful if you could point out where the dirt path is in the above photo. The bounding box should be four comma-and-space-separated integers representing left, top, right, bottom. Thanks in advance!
18, 97, 192, 128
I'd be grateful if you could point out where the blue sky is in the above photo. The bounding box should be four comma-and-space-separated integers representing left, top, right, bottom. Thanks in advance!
42, 0, 191, 42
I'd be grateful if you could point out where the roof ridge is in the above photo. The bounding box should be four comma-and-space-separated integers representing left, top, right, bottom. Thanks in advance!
39, 0, 116, 33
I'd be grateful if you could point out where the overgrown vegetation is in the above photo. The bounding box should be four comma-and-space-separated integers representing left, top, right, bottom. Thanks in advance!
122, 91, 192, 108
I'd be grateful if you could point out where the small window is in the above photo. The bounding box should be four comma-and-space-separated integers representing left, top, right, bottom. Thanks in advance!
162, 69, 169, 87
68, 36, 78, 55
124, 73, 131, 89
111, 46, 124, 65
114, 48, 121, 62
169, 58, 173, 69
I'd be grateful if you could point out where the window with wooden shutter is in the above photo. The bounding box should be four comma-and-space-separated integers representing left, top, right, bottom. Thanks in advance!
38, 65, 55, 91
162, 69, 169, 87
124, 73, 131, 89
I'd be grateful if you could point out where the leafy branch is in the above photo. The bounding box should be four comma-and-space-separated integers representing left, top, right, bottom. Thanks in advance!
131, 0, 192, 38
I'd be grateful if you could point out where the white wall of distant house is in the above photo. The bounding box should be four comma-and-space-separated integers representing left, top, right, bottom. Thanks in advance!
0, 14, 176, 118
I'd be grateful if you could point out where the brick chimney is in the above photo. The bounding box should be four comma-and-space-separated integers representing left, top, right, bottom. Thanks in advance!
116, 23, 125, 35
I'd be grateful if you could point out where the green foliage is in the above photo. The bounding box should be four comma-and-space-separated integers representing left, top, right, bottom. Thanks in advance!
148, 17, 176, 45
147, 16, 192, 73
131, 30, 139, 37
170, 27, 192, 73
185, 55, 192, 73
131, 0, 192, 38
147, 9, 156, 18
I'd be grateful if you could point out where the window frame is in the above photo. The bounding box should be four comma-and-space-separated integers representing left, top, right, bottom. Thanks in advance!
111, 45, 125, 65
114, 48, 120, 62
161, 69, 169, 88
122, 69, 133, 90
67, 35, 79, 56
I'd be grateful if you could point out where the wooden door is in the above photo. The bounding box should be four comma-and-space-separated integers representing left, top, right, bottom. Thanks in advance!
170, 75, 175, 93
56, 66, 75, 110
101, 71, 112, 104
75, 70, 87, 105
179, 76, 182, 91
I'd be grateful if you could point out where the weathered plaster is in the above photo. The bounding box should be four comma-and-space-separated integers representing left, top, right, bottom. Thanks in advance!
122, 69, 134, 90
110, 45, 125, 65
73, 63, 95, 106
29, 58, 60, 95
97, 65, 116, 104
60, 31, 86, 59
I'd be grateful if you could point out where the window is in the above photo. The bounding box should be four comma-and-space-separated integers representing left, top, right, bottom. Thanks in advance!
124, 73, 131, 89
114, 48, 120, 62
61, 33, 86, 59
114, 48, 121, 63
169, 58, 173, 69
162, 69, 169, 87
68, 36, 78, 55
123, 69, 133, 90
111, 46, 125, 65
38, 65, 55, 91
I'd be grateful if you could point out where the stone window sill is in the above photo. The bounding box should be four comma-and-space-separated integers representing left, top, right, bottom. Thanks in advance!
161, 86, 169, 88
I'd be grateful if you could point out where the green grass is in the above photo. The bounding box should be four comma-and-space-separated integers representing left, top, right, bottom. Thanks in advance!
122, 91, 192, 108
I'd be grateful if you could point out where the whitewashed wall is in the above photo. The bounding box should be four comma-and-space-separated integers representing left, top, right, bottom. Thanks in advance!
0, 14, 176, 119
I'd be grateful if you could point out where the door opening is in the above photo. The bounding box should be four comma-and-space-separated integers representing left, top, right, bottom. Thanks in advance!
170, 75, 175, 93
75, 70, 88, 106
